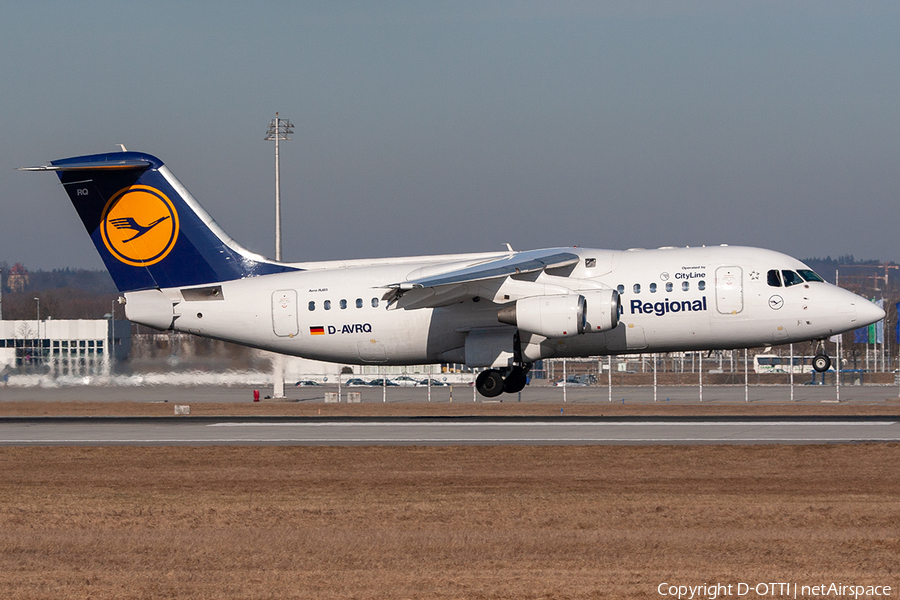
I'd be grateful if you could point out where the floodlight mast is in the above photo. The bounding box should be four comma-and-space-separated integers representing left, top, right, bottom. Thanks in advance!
265, 113, 294, 398
264, 113, 294, 262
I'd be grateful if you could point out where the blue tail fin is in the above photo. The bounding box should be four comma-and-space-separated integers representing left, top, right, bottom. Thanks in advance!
31, 152, 297, 293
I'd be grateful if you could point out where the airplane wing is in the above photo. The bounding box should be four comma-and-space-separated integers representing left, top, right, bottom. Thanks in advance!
384, 248, 580, 309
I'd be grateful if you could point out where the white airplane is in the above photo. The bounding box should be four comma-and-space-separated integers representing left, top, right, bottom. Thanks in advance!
22, 151, 885, 397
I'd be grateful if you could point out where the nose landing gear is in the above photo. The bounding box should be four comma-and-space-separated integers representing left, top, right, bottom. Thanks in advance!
812, 354, 831, 372
812, 339, 832, 373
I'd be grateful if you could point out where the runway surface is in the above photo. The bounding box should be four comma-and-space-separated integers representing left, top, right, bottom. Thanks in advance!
1, 416, 898, 446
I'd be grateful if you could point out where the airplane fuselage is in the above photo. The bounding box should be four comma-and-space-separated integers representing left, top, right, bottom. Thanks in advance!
129, 245, 875, 367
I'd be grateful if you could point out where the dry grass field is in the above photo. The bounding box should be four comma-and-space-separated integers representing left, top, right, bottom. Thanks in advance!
1, 444, 899, 599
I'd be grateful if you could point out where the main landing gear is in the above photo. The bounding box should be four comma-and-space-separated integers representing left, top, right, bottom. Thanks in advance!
475, 365, 530, 398
812, 339, 832, 373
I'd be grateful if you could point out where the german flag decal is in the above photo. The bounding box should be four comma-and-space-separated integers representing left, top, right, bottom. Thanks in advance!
310, 326, 325, 335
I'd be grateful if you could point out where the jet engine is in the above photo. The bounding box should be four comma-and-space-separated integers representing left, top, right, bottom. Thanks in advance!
581, 289, 620, 333
497, 294, 583, 337
497, 289, 619, 338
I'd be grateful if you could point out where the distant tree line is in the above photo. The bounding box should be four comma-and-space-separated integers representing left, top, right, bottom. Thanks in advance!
0, 263, 117, 295
803, 255, 892, 268
1, 263, 118, 320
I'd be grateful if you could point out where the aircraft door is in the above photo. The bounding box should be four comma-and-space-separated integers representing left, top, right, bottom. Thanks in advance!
715, 267, 743, 315
272, 290, 299, 337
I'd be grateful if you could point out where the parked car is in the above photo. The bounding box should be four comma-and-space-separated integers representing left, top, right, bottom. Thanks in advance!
344, 378, 369, 386
554, 374, 596, 387
419, 378, 449, 386
391, 375, 421, 387
294, 380, 322, 386
368, 378, 399, 386
554, 377, 586, 387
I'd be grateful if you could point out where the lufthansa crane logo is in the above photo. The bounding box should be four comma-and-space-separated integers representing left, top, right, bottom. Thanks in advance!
100, 185, 179, 267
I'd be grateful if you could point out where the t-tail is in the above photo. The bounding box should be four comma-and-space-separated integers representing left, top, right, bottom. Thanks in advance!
22, 152, 298, 292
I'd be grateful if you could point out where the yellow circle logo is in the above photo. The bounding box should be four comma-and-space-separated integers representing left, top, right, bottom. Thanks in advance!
101, 185, 179, 267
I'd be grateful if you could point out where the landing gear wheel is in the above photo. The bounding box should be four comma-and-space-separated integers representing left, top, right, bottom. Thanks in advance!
813, 354, 831, 373
475, 369, 505, 398
503, 367, 527, 394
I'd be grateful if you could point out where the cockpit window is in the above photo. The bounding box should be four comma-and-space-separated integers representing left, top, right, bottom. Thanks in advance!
798, 269, 824, 283
767, 270, 782, 287
781, 270, 804, 287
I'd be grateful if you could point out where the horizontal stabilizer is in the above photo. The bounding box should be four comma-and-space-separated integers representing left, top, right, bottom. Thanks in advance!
19, 159, 152, 172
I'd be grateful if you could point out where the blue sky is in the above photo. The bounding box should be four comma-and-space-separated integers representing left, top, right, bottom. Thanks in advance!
2, 1, 899, 270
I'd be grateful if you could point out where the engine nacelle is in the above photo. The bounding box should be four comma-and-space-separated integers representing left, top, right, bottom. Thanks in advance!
581, 289, 620, 333
497, 294, 585, 338
497, 289, 620, 338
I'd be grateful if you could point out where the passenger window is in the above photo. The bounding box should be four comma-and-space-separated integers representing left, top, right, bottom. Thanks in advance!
340, 299, 347, 310
665, 282, 673, 293
633, 283, 641, 294
356, 298, 363, 309
782, 270, 804, 287
585, 258, 596, 268
798, 269, 824, 283
324, 300, 331, 310
698, 280, 706, 291
371, 298, 379, 308
682, 281, 690, 291
308, 301, 315, 311
649, 283, 657, 293
616, 284, 625, 295
767, 270, 782, 287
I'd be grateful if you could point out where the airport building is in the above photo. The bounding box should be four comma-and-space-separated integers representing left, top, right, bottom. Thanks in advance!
0, 319, 130, 377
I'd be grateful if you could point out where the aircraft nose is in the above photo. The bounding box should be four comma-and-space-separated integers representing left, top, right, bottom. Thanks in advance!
857, 299, 886, 327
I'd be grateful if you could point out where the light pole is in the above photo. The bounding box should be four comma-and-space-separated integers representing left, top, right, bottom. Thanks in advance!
109, 298, 116, 375
265, 113, 294, 398
265, 113, 294, 263
34, 297, 41, 367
